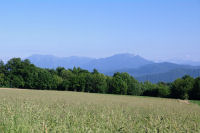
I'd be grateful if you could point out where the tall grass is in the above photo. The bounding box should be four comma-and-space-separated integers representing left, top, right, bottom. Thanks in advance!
0, 88, 200, 132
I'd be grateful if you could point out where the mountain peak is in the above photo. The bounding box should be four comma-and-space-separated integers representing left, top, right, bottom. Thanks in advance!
111, 53, 137, 57
27, 53, 153, 71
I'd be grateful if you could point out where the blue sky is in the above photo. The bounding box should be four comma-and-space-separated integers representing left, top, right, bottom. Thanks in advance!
0, 0, 200, 61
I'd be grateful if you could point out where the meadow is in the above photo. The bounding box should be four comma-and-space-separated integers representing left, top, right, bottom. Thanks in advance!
0, 88, 200, 133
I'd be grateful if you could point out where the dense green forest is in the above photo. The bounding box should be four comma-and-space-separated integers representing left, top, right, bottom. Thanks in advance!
0, 58, 199, 100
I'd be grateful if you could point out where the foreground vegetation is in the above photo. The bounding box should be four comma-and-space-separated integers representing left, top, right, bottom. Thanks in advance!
0, 58, 200, 100
0, 88, 200, 132
191, 100, 200, 106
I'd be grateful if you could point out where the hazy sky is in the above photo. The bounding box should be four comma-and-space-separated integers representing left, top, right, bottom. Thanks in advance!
0, 0, 200, 61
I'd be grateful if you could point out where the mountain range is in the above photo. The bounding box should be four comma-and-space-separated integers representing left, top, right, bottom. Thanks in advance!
27, 54, 153, 72
26, 53, 200, 83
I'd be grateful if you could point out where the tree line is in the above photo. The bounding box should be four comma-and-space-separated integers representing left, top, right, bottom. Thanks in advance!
0, 58, 199, 100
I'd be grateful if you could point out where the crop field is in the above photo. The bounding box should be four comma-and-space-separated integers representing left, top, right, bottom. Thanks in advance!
0, 88, 200, 133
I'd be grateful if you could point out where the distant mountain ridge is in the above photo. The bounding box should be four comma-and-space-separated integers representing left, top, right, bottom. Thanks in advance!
166, 59, 200, 66
27, 53, 153, 72
136, 68, 200, 83
27, 54, 93, 69
82, 53, 153, 72
107, 62, 200, 77
26, 53, 200, 83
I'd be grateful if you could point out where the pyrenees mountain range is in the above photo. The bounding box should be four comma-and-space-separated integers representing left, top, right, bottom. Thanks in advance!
26, 53, 200, 83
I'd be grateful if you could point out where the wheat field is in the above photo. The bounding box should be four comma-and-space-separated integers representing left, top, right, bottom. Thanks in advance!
0, 88, 200, 133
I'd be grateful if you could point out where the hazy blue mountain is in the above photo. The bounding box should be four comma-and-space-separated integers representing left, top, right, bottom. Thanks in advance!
107, 62, 199, 77
27, 53, 153, 72
27, 54, 94, 69
136, 68, 200, 83
168, 59, 200, 66
82, 53, 153, 72
107, 62, 200, 83
27, 54, 200, 83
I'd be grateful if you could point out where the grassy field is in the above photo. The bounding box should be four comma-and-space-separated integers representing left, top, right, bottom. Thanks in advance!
0, 88, 200, 133
191, 100, 200, 106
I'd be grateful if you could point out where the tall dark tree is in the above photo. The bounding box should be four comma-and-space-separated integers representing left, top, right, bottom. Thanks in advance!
171, 75, 194, 99
109, 73, 128, 95
190, 77, 200, 100
119, 72, 142, 96
90, 73, 107, 93
0, 60, 7, 87
56, 67, 65, 76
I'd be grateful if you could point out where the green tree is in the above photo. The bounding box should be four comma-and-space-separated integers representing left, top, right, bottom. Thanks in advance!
91, 73, 107, 93
61, 79, 70, 91
142, 81, 157, 97
109, 73, 128, 94
92, 69, 99, 74
60, 70, 73, 90
119, 73, 142, 96
52, 75, 63, 90
85, 73, 93, 92
10, 75, 25, 88
36, 69, 55, 90
154, 83, 170, 97
21, 60, 38, 89
0, 61, 7, 87
0, 60, 5, 72
171, 75, 194, 99
0, 73, 5, 87
190, 77, 200, 100
56, 67, 65, 76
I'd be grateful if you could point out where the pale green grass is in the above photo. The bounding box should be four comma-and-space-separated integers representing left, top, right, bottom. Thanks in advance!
0, 88, 200, 133
190, 100, 200, 106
